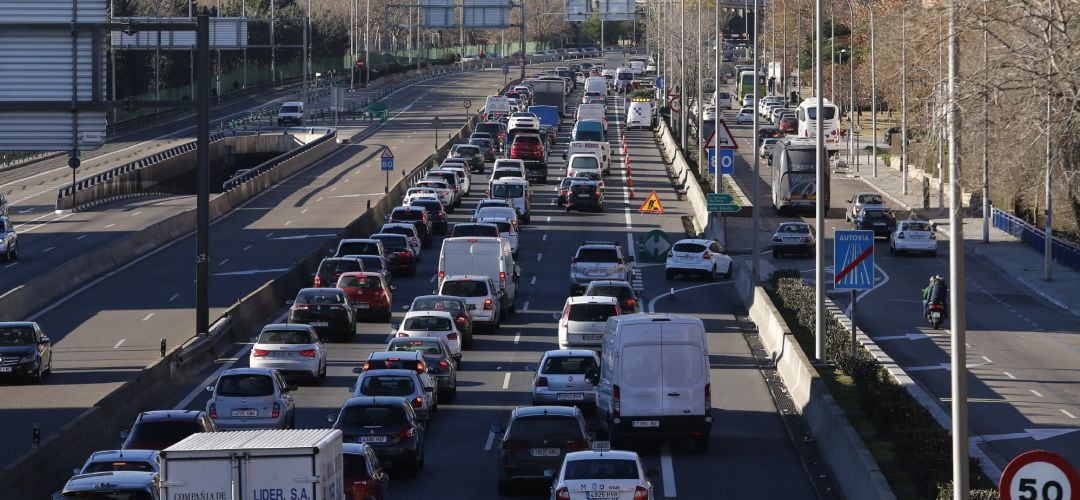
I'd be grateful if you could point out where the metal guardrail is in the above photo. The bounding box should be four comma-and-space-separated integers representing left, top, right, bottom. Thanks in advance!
992, 207, 1080, 272
222, 128, 337, 191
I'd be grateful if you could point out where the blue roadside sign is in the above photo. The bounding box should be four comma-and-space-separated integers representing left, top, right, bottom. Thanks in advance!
380, 148, 394, 172
719, 148, 735, 174
707, 149, 715, 174
833, 230, 875, 290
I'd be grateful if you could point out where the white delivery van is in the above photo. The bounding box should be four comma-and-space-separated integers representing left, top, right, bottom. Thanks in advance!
593, 314, 713, 452
276, 101, 304, 126
576, 103, 608, 133
485, 95, 512, 121
489, 177, 532, 224
626, 99, 654, 130
584, 77, 608, 99
614, 68, 635, 93
438, 237, 518, 314
630, 60, 646, 76
159, 429, 344, 500
564, 141, 610, 175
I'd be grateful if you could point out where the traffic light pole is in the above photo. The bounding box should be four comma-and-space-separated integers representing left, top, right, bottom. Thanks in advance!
196, 15, 211, 336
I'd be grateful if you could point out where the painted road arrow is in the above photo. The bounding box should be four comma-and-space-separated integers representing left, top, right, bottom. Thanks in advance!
213, 268, 290, 276
971, 428, 1080, 444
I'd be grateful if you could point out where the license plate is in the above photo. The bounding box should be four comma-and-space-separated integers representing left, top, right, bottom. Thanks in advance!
357, 304, 370, 309
632, 420, 660, 428
556, 393, 585, 401
874, 222, 886, 226
583, 334, 602, 341
679, 256, 694, 261
231, 409, 258, 417
0, 367, 11, 373
360, 436, 388, 443
310, 321, 329, 327
530, 448, 561, 457
586, 269, 607, 276
270, 351, 292, 358
932, 312, 942, 320
577, 194, 592, 199
587, 492, 620, 499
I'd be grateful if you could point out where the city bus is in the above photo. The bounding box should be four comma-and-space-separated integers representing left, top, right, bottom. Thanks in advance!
795, 97, 842, 152
736, 70, 767, 101
771, 138, 831, 215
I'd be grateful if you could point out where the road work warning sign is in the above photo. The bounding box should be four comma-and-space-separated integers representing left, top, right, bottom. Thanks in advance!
639, 191, 665, 214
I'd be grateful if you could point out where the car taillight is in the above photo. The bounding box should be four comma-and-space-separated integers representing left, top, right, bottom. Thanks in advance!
397, 332, 409, 337
292, 303, 308, 310
438, 271, 445, 283
447, 332, 458, 341
555, 487, 571, 500
613, 384, 621, 417
634, 486, 650, 500
412, 396, 423, 408
253, 349, 269, 357
416, 362, 425, 374
483, 298, 493, 310
398, 425, 416, 439
272, 403, 281, 418
397, 251, 412, 257
702, 251, 712, 260
208, 403, 217, 419
299, 349, 316, 357
499, 271, 506, 290
897, 232, 905, 239
626, 298, 636, 309
536, 376, 548, 387
705, 382, 712, 409
363, 361, 371, 371
313, 276, 322, 287
436, 212, 446, 220
566, 439, 588, 451
438, 360, 451, 370
455, 315, 467, 324
501, 440, 523, 451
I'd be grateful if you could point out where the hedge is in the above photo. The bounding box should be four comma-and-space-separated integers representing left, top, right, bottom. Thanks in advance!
766, 270, 999, 498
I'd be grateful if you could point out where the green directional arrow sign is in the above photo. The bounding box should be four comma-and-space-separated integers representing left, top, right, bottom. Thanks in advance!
706, 193, 734, 204
637, 229, 674, 262
708, 203, 742, 213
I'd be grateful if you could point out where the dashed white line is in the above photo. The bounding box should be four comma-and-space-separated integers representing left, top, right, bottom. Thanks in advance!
284, 220, 293, 226
242, 245, 252, 252
1003, 371, 1017, 380
113, 339, 126, 349
132, 211, 141, 216
1030, 389, 1044, 398
484, 430, 497, 451
981, 356, 993, 364
1062, 409, 1077, 419
105, 223, 115, 229
542, 234, 547, 242
530, 276, 537, 285
4, 263, 17, 269
660, 441, 677, 497
317, 197, 324, 202
522, 301, 529, 311
219, 259, 230, 266
42, 246, 55, 253
168, 293, 179, 301
301, 208, 309, 214
513, 332, 521, 344
536, 252, 543, 261
501, 372, 511, 389
75, 234, 87, 240
429, 274, 437, 283
546, 216, 551, 223
330, 187, 338, 192
141, 313, 155, 322
265, 232, 274, 239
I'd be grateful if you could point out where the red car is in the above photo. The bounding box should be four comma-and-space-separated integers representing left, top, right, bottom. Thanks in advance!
779, 115, 797, 134
343, 443, 389, 500
337, 272, 393, 323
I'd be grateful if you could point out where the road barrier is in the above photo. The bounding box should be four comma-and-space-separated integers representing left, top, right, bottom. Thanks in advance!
992, 207, 1080, 273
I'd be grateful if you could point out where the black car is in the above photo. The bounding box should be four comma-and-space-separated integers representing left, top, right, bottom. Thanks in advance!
474, 122, 507, 150
330, 397, 425, 477
370, 233, 418, 277
450, 144, 485, 174
387, 207, 433, 248
334, 238, 386, 259
469, 137, 497, 162
0, 322, 52, 382
408, 199, 448, 235
494, 406, 590, 494
386, 337, 458, 401
121, 410, 217, 450
853, 207, 897, 237
758, 126, 782, 142
315, 257, 365, 288
289, 288, 356, 341
566, 181, 603, 212
405, 295, 473, 349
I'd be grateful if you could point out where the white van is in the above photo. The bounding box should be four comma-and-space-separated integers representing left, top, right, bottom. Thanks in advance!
626, 99, 654, 130
277, 101, 304, 126
564, 141, 610, 175
576, 103, 607, 133
614, 68, 635, 93
437, 237, 518, 314
489, 177, 532, 224
584, 77, 608, 99
593, 314, 712, 452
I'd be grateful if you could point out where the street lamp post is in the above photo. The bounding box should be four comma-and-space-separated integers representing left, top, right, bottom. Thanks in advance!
869, 0, 877, 177
814, 0, 826, 362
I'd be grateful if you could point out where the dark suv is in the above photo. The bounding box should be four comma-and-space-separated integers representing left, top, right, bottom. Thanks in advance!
315, 257, 365, 288
387, 207, 433, 248
121, 410, 217, 450
450, 144, 485, 174
370, 233, 418, 277
475, 122, 507, 150
330, 397, 425, 477
288, 288, 356, 341
494, 406, 590, 494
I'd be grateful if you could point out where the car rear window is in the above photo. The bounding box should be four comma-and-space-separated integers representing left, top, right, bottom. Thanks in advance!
476, 123, 502, 136
389, 339, 445, 355
381, 226, 413, 238
403, 316, 453, 331
367, 357, 420, 370
587, 285, 633, 301
507, 416, 582, 442
216, 374, 275, 397
452, 224, 499, 237
338, 241, 380, 256
82, 461, 156, 474
480, 220, 513, 233
320, 259, 362, 275
410, 200, 443, 214
904, 222, 932, 231
470, 138, 492, 148
127, 421, 202, 447
355, 255, 385, 271
575, 248, 618, 262
340, 405, 406, 427
257, 330, 313, 344
564, 459, 639, 480
778, 224, 810, 234
372, 235, 408, 250
338, 275, 382, 289
441, 280, 489, 297
568, 303, 618, 322
429, 172, 458, 186
571, 156, 599, 170
454, 146, 481, 156
542, 356, 598, 375
360, 375, 416, 397
492, 170, 520, 181
513, 136, 541, 146
391, 209, 423, 221
673, 242, 707, 253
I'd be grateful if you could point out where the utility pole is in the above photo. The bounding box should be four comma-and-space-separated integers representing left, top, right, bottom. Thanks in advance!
1044, 22, 1053, 281
946, 0, 968, 494
715, 0, 721, 195
829, 0, 834, 100
814, 0, 826, 363
901, 3, 908, 196
680, 0, 687, 150
869, 0, 877, 177
981, 0, 989, 241
848, 0, 855, 170
782, 0, 787, 98
752, 0, 760, 282
271, 0, 276, 85
365, 0, 371, 87
697, 0, 703, 174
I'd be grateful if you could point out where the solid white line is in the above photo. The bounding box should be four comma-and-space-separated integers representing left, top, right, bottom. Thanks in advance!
1030, 389, 1044, 398
141, 313, 155, 322
1003, 371, 1017, 380
168, 293, 179, 301
537, 252, 543, 261
483, 430, 497, 451
1062, 409, 1077, 419
522, 301, 529, 311
530, 276, 537, 285
502, 372, 511, 389
981, 356, 993, 364
660, 441, 677, 497
514, 332, 521, 344
113, 339, 126, 349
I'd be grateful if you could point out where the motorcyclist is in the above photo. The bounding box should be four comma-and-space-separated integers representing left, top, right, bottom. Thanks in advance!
922, 275, 948, 317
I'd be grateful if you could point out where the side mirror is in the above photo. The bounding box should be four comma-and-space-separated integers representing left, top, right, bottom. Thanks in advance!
401, 305, 411, 311
390, 284, 397, 290
326, 414, 337, 424
352, 366, 363, 374
390, 323, 400, 331
205, 385, 215, 393
285, 300, 294, 306
73, 468, 82, 475
282, 384, 293, 393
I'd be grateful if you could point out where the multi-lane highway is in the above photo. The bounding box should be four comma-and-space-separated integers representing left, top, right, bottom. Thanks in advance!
716, 88, 1080, 476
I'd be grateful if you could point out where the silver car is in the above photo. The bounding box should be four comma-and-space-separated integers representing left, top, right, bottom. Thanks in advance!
249, 323, 328, 381
206, 367, 295, 429
352, 369, 436, 420
531, 350, 600, 406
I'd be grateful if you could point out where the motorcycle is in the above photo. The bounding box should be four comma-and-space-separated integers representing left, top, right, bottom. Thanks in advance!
925, 302, 945, 329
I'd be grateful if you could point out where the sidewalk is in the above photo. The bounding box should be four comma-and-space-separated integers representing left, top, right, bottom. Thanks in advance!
853, 153, 1080, 320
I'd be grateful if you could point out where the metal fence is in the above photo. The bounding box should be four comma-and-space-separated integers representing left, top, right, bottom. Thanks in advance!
992, 207, 1080, 272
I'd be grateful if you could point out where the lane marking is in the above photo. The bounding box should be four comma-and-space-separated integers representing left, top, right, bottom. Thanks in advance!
132, 211, 141, 216
522, 301, 529, 312
42, 246, 55, 253
648, 282, 728, 312
168, 293, 179, 301
513, 332, 521, 344
1030, 389, 1044, 398
242, 245, 252, 252
105, 223, 115, 229
1003, 371, 1017, 380
1062, 409, 1077, 419
502, 372, 511, 389
76, 234, 86, 240
542, 234, 547, 242
113, 339, 126, 349
429, 274, 437, 283
141, 313, 155, 322
484, 430, 497, 451
301, 208, 309, 214
660, 441, 677, 497
219, 258, 230, 266
530, 276, 537, 285
4, 262, 17, 269
317, 197, 324, 202
536, 252, 543, 261
284, 220, 292, 226
546, 216, 551, 223
981, 356, 993, 364
265, 232, 274, 239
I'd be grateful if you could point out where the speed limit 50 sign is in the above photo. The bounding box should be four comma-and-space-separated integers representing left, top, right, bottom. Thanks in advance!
1000, 450, 1079, 500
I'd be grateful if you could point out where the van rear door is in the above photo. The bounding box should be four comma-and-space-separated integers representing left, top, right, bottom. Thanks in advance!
617, 325, 663, 417
660, 322, 708, 416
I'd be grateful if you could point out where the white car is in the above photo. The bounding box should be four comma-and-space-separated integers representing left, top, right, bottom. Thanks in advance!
394, 311, 462, 361
403, 187, 440, 205
0, 216, 17, 262
665, 238, 733, 280
702, 105, 717, 122
439, 164, 471, 195
530, 349, 600, 406
550, 447, 655, 500
493, 158, 527, 178
715, 91, 732, 109
249, 324, 327, 381
415, 179, 454, 207
759, 138, 781, 158
476, 216, 519, 258
565, 153, 603, 178
439, 274, 503, 333
473, 206, 519, 228
736, 107, 754, 125
890, 220, 938, 256
557, 295, 620, 349
742, 94, 755, 107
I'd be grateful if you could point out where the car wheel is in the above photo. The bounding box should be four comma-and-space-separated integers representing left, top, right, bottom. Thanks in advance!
889, 243, 896, 255
931, 251, 938, 258
9, 245, 16, 261
773, 248, 781, 258
44, 358, 52, 376
319, 361, 327, 380
32, 365, 44, 383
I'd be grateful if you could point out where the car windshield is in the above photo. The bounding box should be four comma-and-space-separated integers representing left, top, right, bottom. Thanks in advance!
338, 241, 380, 256
216, 374, 275, 397
491, 184, 525, 198
82, 461, 156, 474
338, 275, 382, 289
568, 304, 618, 322
403, 316, 452, 331
441, 280, 488, 297
564, 459, 639, 480
575, 248, 618, 262
453, 225, 498, 237
360, 375, 416, 397
339, 405, 406, 427
542, 356, 598, 375
673, 242, 707, 253
904, 222, 932, 232
588, 285, 633, 301
297, 291, 346, 304
0, 326, 35, 344
320, 259, 362, 275
506, 416, 581, 442
391, 210, 423, 221
779, 224, 811, 234
127, 421, 201, 447
389, 339, 444, 355
256, 329, 313, 344
63, 490, 155, 500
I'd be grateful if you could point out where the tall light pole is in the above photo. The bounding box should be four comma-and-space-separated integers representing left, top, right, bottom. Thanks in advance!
680, 0, 687, 150
270, 0, 276, 85
946, 0, 968, 493
869, 0, 877, 177
829, 0, 834, 100
751, 0, 760, 281
697, 0, 704, 173
980, 0, 989, 240
901, 2, 908, 196
848, 0, 856, 170
1044, 22, 1053, 281
814, 0, 826, 362
715, 0, 722, 191
364, 0, 370, 87
782, 0, 787, 98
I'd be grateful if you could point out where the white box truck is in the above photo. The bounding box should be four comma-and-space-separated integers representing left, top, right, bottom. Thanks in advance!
159, 429, 344, 500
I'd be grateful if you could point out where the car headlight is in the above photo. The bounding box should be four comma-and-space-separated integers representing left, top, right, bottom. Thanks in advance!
20, 354, 38, 363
